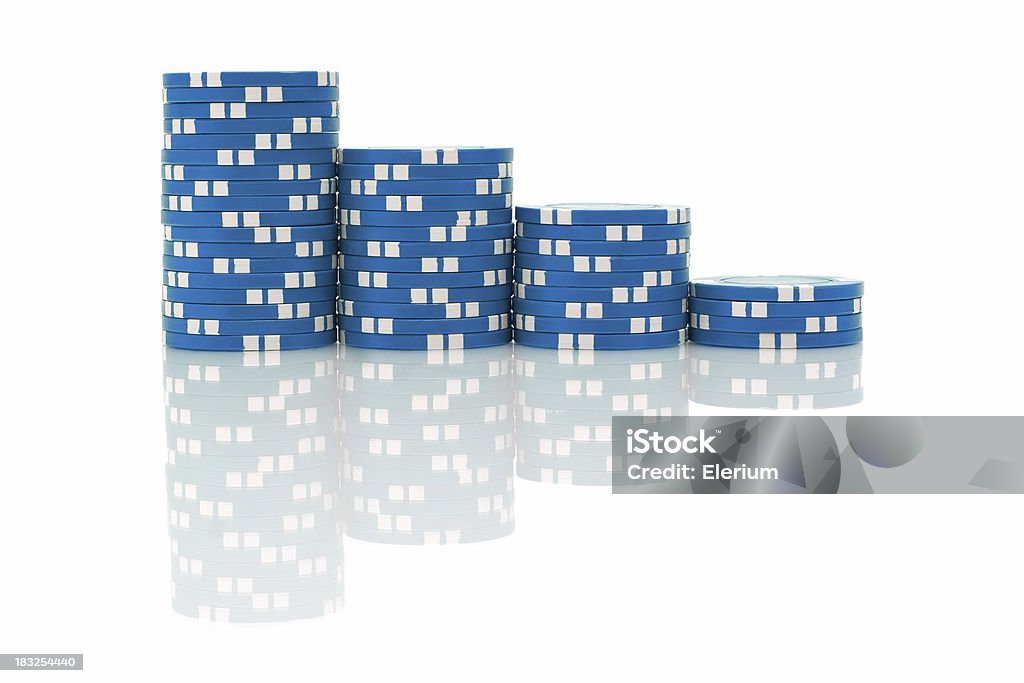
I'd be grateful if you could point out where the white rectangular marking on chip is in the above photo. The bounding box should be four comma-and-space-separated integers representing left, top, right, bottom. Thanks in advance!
798, 285, 814, 301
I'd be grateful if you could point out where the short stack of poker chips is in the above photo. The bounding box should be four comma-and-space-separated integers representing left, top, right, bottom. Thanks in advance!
513, 345, 688, 485
512, 203, 690, 350
161, 71, 340, 351
687, 276, 864, 350
337, 345, 515, 544
687, 276, 864, 409
336, 147, 514, 351
163, 346, 343, 622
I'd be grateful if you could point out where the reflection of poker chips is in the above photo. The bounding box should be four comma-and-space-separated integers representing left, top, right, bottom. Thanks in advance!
688, 346, 863, 381
514, 372, 686, 397
685, 343, 865, 410
339, 417, 513, 441
344, 461, 515, 486
168, 491, 340, 519
513, 343, 688, 485
344, 477, 514, 502
344, 523, 515, 546
338, 345, 512, 378
338, 345, 514, 544
688, 373, 862, 396
342, 447, 514, 471
345, 491, 513, 516
166, 477, 337, 503
688, 386, 865, 409
162, 343, 342, 622
514, 462, 618, 487
340, 403, 509, 426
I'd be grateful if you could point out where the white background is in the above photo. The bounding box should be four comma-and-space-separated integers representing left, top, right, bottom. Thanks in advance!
1, 0, 1022, 680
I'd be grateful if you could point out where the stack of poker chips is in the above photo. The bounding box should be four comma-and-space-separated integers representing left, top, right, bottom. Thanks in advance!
688, 344, 864, 410
514, 346, 688, 485
338, 346, 515, 544
161, 71, 341, 352
163, 347, 343, 622
336, 147, 514, 351
687, 277, 864, 348
687, 276, 864, 408
512, 203, 691, 350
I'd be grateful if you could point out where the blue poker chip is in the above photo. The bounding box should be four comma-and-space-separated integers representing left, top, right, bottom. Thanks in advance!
339, 328, 511, 350
339, 223, 512, 243
688, 296, 862, 318
338, 269, 510, 289
515, 203, 690, 226
164, 239, 336, 258
163, 101, 339, 119
340, 147, 513, 165
341, 178, 512, 196
164, 117, 340, 135
163, 85, 339, 103
164, 329, 336, 351
515, 268, 689, 288
513, 329, 686, 350
338, 283, 511, 304
690, 276, 865, 302
690, 312, 862, 334
162, 315, 334, 335
164, 269, 336, 289
515, 253, 690, 272
161, 148, 337, 166
339, 208, 512, 227
162, 209, 335, 227
162, 178, 336, 196
163, 300, 336, 320
514, 313, 686, 334
688, 327, 864, 349
513, 298, 686, 319
162, 163, 336, 181
516, 221, 691, 241
338, 314, 508, 335
163, 284, 336, 304
337, 193, 511, 212
163, 132, 338, 150
339, 253, 512, 273
339, 162, 512, 180
339, 238, 511, 258
163, 224, 337, 243
514, 236, 689, 257
162, 71, 339, 88
514, 282, 687, 303
163, 254, 337, 273
161, 194, 335, 212
337, 298, 509, 319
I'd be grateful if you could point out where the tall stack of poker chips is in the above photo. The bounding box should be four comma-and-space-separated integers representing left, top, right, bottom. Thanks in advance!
338, 346, 515, 544
513, 346, 688, 485
336, 147, 514, 351
161, 71, 340, 352
687, 344, 864, 409
162, 347, 343, 622
512, 203, 691, 350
